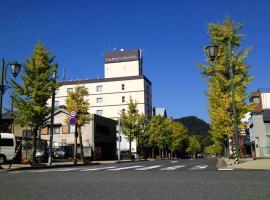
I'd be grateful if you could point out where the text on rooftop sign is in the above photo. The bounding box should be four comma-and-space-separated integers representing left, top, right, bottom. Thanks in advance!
104, 50, 140, 63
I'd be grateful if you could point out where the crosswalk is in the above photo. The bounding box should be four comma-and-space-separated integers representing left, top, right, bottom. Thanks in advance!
5, 164, 222, 174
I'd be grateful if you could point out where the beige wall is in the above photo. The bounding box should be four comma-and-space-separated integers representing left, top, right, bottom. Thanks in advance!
41, 112, 94, 148
52, 78, 152, 119
105, 61, 140, 78
261, 93, 270, 109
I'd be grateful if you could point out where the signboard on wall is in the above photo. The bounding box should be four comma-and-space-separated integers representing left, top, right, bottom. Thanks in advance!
105, 50, 140, 63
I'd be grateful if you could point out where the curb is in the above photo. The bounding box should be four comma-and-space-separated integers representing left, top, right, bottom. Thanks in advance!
3, 162, 101, 172
2, 159, 144, 171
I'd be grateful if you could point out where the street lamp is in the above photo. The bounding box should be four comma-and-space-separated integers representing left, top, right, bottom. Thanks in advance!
205, 42, 240, 164
0, 59, 21, 120
205, 46, 218, 61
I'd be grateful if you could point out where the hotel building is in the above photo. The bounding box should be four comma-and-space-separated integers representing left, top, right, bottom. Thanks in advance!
51, 49, 152, 153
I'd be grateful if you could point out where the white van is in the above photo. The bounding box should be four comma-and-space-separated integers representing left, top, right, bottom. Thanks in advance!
0, 133, 16, 164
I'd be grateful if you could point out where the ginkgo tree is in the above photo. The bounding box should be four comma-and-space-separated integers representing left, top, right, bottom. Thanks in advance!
198, 18, 253, 155
66, 85, 91, 164
11, 42, 58, 166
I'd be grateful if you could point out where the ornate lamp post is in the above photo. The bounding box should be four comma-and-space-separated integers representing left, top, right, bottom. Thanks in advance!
0, 59, 21, 168
205, 43, 240, 164
0, 59, 21, 120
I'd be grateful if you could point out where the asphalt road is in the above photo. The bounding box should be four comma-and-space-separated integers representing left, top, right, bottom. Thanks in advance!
1, 158, 270, 200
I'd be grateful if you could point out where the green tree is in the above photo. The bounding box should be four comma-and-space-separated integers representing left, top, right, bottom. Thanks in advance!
66, 85, 91, 164
119, 98, 147, 159
170, 120, 189, 158
146, 116, 189, 159
146, 115, 165, 158
187, 136, 201, 158
198, 18, 252, 155
11, 42, 58, 166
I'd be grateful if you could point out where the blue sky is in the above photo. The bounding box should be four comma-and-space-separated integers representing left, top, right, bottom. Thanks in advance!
1, 0, 270, 122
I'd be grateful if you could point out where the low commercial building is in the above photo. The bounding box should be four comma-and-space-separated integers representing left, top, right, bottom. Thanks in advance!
41, 109, 117, 160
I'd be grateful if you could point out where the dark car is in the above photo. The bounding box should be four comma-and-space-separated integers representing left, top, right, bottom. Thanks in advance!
53, 146, 69, 159
36, 149, 48, 163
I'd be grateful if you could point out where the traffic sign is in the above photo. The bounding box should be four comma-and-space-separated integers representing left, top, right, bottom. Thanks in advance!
70, 117, 77, 125
70, 110, 77, 117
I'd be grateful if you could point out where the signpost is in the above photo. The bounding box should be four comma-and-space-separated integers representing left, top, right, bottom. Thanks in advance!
70, 111, 77, 118
69, 110, 78, 165
70, 117, 77, 125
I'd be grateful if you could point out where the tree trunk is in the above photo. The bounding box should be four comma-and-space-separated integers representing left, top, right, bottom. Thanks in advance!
152, 146, 155, 158
73, 125, 78, 165
79, 127, 84, 164
129, 139, 132, 160
136, 136, 140, 161
31, 128, 38, 166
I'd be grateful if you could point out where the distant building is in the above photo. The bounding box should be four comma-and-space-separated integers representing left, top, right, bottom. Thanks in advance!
248, 89, 270, 158
49, 49, 152, 154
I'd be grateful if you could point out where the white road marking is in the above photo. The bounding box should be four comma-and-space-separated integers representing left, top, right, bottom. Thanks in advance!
218, 168, 234, 171
57, 168, 83, 172
107, 165, 143, 171
170, 161, 179, 163
81, 166, 117, 171
160, 165, 186, 170
188, 165, 208, 170
135, 165, 162, 171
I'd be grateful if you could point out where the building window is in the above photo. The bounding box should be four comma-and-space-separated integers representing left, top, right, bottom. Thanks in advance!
122, 96, 125, 103
96, 98, 103, 104
147, 97, 150, 105
54, 101, 60, 108
67, 88, 73, 93
252, 97, 260, 103
97, 110, 103, 116
49, 126, 60, 134
96, 85, 103, 92
122, 109, 125, 113
147, 85, 149, 92
62, 125, 70, 134
122, 84, 125, 90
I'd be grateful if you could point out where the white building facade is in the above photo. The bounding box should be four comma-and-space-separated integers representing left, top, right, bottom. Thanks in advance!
52, 49, 152, 153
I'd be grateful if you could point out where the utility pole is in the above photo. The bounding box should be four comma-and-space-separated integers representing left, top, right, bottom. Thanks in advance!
48, 71, 56, 166
118, 119, 121, 161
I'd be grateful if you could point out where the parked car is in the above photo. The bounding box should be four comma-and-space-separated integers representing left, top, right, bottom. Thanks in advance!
53, 146, 69, 159
36, 149, 48, 163
0, 133, 16, 164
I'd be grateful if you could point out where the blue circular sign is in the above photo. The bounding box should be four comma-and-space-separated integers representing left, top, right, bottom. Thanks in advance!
70, 117, 77, 125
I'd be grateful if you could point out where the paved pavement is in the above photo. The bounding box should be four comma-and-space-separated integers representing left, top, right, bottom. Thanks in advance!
1, 158, 270, 200
222, 157, 270, 170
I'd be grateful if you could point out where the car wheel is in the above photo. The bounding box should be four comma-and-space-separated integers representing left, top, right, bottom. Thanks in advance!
0, 155, 6, 164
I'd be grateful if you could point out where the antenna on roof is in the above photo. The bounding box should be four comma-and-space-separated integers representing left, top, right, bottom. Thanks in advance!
62, 68, 66, 81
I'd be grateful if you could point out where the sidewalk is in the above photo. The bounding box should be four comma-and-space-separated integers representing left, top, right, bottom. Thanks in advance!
0, 159, 135, 171
222, 157, 270, 170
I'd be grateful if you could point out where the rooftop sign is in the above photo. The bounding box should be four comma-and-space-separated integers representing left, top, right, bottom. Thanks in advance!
104, 50, 140, 63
